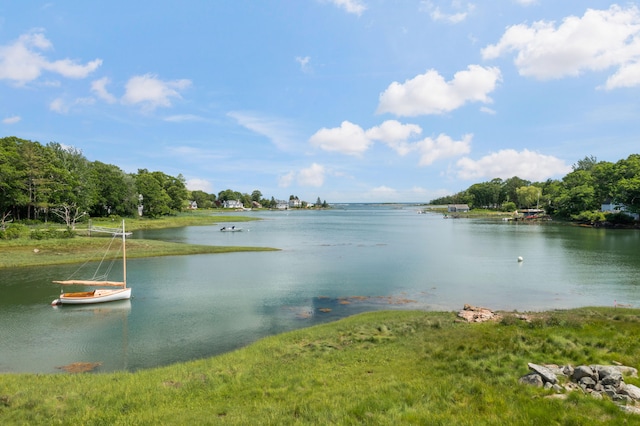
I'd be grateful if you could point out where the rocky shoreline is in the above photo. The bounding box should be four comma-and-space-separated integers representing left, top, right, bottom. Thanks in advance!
520, 362, 640, 414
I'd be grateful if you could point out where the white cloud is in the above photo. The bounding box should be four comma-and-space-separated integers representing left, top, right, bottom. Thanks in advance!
377, 65, 502, 116
424, 1, 475, 24
186, 178, 213, 193
279, 171, 296, 187
49, 96, 95, 114
604, 61, 640, 89
481, 5, 640, 88
327, 0, 366, 16
366, 120, 422, 155
309, 120, 372, 155
0, 32, 101, 85
298, 163, 326, 187
310, 119, 471, 166
514, 0, 537, 5
91, 77, 117, 103
279, 164, 326, 188
228, 111, 298, 151
416, 133, 472, 166
456, 149, 571, 181
296, 56, 312, 73
2, 115, 21, 124
122, 74, 191, 110
49, 97, 68, 113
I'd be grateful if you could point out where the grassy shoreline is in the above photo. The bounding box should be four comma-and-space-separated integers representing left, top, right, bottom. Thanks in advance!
0, 213, 277, 269
2, 307, 640, 424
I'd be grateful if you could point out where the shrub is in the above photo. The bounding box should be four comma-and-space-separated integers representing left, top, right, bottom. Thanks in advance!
502, 201, 516, 212
571, 211, 605, 223
605, 212, 635, 225
3, 223, 29, 239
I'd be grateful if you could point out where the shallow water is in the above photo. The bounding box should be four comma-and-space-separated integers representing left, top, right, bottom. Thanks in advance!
2, 204, 639, 373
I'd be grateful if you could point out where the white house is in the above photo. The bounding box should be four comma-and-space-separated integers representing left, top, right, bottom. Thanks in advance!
275, 200, 289, 209
601, 200, 639, 220
289, 198, 302, 208
223, 199, 243, 209
447, 204, 470, 213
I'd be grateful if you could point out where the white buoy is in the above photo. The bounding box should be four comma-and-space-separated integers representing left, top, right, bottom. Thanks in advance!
517, 256, 523, 262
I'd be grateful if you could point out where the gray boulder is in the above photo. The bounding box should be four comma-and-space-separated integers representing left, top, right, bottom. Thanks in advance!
572, 365, 596, 382
528, 363, 558, 385
519, 373, 543, 387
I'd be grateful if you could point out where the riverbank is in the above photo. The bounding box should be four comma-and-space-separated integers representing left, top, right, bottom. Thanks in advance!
2, 307, 639, 424
0, 213, 276, 269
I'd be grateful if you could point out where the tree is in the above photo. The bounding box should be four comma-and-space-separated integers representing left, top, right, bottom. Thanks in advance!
614, 154, 640, 214
162, 173, 188, 211
555, 170, 597, 217
88, 161, 137, 217
503, 176, 530, 205
47, 142, 95, 227
251, 190, 262, 203
467, 180, 502, 209
572, 155, 598, 171
190, 190, 214, 209
135, 170, 172, 217
0, 137, 27, 225
515, 186, 541, 209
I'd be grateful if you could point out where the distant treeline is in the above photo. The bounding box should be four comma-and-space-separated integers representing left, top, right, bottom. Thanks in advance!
0, 136, 325, 229
429, 154, 640, 221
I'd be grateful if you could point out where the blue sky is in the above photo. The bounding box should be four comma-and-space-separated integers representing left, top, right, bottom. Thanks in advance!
1, 1, 639, 203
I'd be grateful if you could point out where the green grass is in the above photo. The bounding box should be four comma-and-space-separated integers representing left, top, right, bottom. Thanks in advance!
0, 213, 276, 269
2, 308, 640, 424
83, 211, 259, 231
0, 237, 278, 268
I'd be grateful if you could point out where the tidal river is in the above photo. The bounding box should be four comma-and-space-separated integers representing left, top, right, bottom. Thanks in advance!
1, 204, 639, 373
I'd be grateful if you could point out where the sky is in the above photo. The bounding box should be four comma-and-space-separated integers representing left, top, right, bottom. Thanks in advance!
1, 1, 639, 203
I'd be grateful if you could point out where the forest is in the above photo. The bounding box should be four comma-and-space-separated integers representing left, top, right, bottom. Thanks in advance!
431, 154, 640, 223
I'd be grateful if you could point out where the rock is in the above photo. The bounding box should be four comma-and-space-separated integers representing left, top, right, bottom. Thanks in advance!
572, 365, 596, 382
457, 304, 498, 323
542, 364, 565, 377
615, 365, 638, 378
619, 383, 640, 400
579, 377, 597, 389
562, 365, 574, 377
528, 363, 558, 384
519, 373, 543, 387
595, 365, 623, 388
620, 405, 640, 415
544, 393, 567, 400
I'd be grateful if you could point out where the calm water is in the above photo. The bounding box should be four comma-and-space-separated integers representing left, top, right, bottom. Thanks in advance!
2, 204, 640, 373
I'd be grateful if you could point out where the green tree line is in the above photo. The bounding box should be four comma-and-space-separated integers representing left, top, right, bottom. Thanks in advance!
430, 154, 640, 220
0, 136, 190, 228
0, 136, 329, 230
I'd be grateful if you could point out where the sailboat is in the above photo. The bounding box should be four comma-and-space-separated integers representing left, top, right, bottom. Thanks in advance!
51, 220, 132, 305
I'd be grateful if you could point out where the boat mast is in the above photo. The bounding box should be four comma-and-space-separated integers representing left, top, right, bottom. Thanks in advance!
122, 219, 127, 288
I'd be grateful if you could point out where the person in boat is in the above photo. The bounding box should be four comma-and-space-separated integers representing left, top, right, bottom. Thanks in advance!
231, 226, 235, 230
221, 226, 226, 231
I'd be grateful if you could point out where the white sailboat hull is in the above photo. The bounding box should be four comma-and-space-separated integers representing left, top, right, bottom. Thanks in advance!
53, 288, 132, 305
52, 220, 132, 307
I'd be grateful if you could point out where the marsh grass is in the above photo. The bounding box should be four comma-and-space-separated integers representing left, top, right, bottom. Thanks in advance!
0, 214, 276, 269
2, 308, 640, 424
